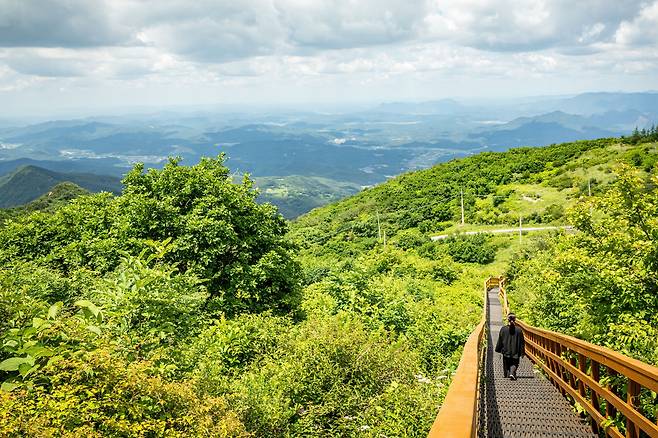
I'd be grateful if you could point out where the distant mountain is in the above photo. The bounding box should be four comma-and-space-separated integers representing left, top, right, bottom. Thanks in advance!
0, 182, 89, 223
501, 111, 591, 130
0, 157, 128, 177
374, 99, 466, 115
470, 120, 617, 150
0, 165, 121, 208
2, 91, 657, 216
557, 92, 658, 115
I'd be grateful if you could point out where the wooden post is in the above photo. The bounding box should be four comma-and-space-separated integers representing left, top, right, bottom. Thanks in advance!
578, 354, 587, 399
569, 354, 578, 390
606, 369, 618, 420
626, 380, 641, 438
556, 343, 566, 396
591, 361, 601, 434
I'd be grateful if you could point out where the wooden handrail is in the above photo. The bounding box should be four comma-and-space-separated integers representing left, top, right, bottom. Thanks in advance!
428, 277, 494, 437
499, 279, 658, 438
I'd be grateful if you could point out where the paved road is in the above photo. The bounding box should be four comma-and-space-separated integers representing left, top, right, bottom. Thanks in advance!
431, 225, 574, 241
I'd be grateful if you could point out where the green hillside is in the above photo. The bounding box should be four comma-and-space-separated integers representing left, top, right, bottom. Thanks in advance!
254, 175, 362, 218
292, 136, 657, 239
1, 136, 657, 436
0, 165, 121, 208
0, 181, 88, 224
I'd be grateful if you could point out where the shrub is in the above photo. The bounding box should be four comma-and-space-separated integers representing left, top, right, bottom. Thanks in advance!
0, 350, 248, 437
394, 229, 428, 250
228, 313, 434, 436
443, 234, 496, 264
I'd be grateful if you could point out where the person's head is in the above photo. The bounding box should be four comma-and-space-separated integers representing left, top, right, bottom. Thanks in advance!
507, 313, 516, 326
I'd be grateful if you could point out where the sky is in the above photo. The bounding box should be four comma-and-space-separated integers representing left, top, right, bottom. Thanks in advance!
1, 0, 658, 115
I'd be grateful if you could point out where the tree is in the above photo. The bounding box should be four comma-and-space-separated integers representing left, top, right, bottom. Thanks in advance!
0, 156, 301, 316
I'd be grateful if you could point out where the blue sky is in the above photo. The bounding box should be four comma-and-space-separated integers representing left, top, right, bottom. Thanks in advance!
1, 0, 658, 114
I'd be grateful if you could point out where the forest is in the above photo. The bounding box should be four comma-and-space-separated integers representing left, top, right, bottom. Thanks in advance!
1, 136, 657, 436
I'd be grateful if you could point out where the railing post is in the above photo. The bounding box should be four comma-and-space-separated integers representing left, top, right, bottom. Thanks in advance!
626, 379, 641, 438
578, 353, 587, 398
569, 352, 578, 390
548, 340, 556, 385
555, 343, 567, 396
591, 360, 601, 434
606, 369, 618, 421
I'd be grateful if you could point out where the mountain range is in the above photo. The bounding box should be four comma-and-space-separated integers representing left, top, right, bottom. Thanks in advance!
1, 91, 657, 216
0, 165, 121, 209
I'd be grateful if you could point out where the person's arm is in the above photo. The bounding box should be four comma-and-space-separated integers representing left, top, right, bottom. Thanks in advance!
519, 329, 525, 357
495, 327, 503, 353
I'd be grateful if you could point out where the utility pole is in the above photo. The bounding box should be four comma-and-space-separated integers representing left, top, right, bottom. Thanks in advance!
460, 188, 465, 226
377, 211, 381, 242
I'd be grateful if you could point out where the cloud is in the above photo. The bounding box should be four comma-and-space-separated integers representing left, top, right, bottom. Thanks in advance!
0, 0, 133, 48
1, 0, 657, 110
0, 47, 166, 79
277, 0, 429, 50
3, 50, 92, 77
615, 1, 658, 46
1, 0, 655, 63
131, 0, 286, 63
127, 0, 430, 63
423, 0, 645, 53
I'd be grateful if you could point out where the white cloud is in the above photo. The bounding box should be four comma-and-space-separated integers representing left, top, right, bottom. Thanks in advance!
0, 0, 134, 47
615, 1, 658, 46
0, 0, 657, 110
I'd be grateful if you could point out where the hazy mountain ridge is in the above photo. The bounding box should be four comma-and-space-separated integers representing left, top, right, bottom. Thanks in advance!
0, 165, 121, 208
1, 92, 657, 216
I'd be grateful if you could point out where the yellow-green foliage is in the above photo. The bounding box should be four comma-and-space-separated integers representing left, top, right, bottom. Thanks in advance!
0, 350, 248, 437
507, 165, 658, 365
3, 137, 656, 436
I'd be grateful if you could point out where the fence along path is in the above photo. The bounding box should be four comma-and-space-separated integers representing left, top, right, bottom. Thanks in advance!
428, 277, 658, 438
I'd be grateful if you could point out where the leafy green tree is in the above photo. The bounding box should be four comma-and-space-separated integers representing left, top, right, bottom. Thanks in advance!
0, 156, 301, 315
508, 165, 658, 364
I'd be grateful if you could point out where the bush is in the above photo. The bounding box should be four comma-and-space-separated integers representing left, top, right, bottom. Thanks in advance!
0, 350, 248, 437
543, 203, 565, 222
228, 313, 436, 436
394, 229, 428, 250
443, 234, 496, 264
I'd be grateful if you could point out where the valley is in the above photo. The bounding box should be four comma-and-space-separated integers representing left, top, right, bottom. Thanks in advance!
1, 91, 656, 217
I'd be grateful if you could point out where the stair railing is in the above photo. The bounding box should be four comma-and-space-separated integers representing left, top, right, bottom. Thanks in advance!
427, 277, 495, 437
499, 279, 658, 438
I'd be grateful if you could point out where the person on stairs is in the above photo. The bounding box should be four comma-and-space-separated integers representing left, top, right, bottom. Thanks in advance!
495, 313, 525, 380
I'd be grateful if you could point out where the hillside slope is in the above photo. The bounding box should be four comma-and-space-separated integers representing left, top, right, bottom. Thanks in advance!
291, 137, 657, 242
0, 182, 89, 224
1, 135, 656, 437
0, 165, 121, 208
287, 135, 658, 432
254, 175, 362, 218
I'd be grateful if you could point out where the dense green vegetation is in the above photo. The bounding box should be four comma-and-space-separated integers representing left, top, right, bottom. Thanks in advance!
0, 181, 88, 224
253, 175, 361, 219
1, 136, 657, 436
507, 164, 658, 365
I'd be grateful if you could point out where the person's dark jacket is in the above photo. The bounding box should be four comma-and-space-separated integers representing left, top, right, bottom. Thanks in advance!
495, 325, 525, 359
